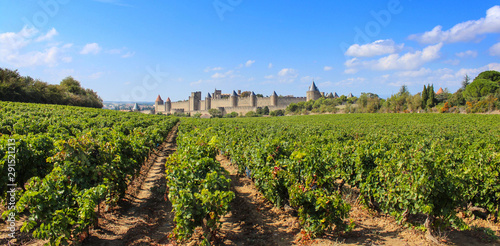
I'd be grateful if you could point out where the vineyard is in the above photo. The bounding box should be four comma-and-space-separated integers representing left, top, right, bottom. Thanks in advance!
0, 101, 178, 245
169, 114, 500, 244
1, 102, 500, 245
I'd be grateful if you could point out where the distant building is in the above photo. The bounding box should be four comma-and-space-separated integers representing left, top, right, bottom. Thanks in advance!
436, 87, 444, 95
132, 103, 141, 112
154, 81, 353, 115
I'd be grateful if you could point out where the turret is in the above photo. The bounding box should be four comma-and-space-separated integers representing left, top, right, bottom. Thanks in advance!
166, 97, 171, 113
230, 90, 238, 107
155, 95, 164, 111
271, 91, 278, 106
205, 92, 212, 110
250, 91, 257, 107
306, 81, 322, 101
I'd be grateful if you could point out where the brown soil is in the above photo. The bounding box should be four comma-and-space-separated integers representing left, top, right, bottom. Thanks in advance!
3, 124, 499, 246
83, 124, 179, 246
216, 155, 301, 245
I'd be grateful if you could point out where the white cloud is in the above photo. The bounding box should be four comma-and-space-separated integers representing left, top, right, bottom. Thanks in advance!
489, 42, 500, 56
301, 76, 316, 83
204, 66, 223, 72
443, 59, 460, 66
456, 50, 478, 58
323, 66, 333, 71
62, 56, 72, 63
0, 26, 71, 67
276, 68, 298, 83
245, 60, 255, 67
396, 68, 432, 78
211, 70, 234, 79
80, 43, 101, 55
455, 63, 500, 78
408, 5, 500, 44
89, 72, 104, 79
345, 43, 443, 73
278, 68, 297, 77
264, 75, 275, 79
35, 28, 58, 42
121, 51, 135, 58
345, 39, 404, 57
268, 63, 273, 69
62, 43, 73, 49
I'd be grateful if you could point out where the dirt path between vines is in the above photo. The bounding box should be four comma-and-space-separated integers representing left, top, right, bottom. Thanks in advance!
83, 124, 178, 246
216, 155, 500, 246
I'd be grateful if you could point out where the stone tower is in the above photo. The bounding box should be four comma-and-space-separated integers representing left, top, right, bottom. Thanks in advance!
189, 91, 202, 111
230, 90, 238, 107
155, 95, 163, 110
306, 81, 322, 101
250, 91, 257, 107
271, 91, 278, 106
165, 97, 171, 113
205, 92, 212, 110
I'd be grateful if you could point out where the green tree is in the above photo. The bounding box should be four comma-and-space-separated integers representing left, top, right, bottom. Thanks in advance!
461, 74, 471, 90
421, 85, 428, 109
208, 108, 223, 118
463, 79, 499, 100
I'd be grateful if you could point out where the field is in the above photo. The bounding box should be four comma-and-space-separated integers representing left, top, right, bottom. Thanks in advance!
1, 103, 499, 245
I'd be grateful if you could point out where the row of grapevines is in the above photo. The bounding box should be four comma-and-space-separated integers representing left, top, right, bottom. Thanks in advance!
0, 101, 179, 245
165, 121, 234, 244
184, 114, 499, 236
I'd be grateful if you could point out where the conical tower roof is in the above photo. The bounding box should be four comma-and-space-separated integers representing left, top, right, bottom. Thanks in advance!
272, 91, 278, 97
231, 90, 238, 97
436, 87, 444, 95
132, 103, 140, 111
207, 92, 212, 98
166, 97, 171, 102
308, 81, 319, 92
251, 91, 256, 96
327, 92, 333, 98
155, 95, 163, 102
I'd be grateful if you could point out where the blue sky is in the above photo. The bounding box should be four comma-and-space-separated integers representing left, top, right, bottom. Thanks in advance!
1, 0, 499, 101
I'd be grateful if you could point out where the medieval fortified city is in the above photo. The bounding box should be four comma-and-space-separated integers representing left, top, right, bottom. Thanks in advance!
153, 81, 353, 116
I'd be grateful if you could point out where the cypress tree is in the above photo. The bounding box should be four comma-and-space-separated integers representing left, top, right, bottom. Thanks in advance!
422, 85, 428, 109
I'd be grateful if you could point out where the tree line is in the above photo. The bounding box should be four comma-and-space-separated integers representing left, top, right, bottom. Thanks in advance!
0, 68, 103, 108
286, 70, 500, 114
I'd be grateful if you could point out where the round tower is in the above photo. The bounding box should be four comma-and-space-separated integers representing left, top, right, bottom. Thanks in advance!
155, 95, 164, 112
271, 91, 278, 106
205, 92, 212, 110
250, 91, 257, 107
306, 81, 322, 101
166, 97, 171, 113
230, 90, 238, 107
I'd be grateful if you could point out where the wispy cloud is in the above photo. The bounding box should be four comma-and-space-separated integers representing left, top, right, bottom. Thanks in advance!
80, 43, 101, 55
35, 28, 58, 42
408, 5, 500, 44
345, 39, 404, 57
0, 26, 71, 67
323, 66, 333, 71
245, 60, 255, 67
344, 43, 443, 73
489, 42, 500, 56
456, 50, 478, 58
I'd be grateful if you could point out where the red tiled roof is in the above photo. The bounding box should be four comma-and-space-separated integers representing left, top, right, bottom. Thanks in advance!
155, 95, 163, 102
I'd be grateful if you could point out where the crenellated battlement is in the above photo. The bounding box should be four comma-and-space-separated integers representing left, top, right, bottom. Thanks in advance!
154, 82, 341, 115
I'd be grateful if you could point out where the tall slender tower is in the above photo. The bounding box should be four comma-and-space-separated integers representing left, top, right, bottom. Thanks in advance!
166, 97, 171, 113
230, 90, 238, 107
205, 92, 212, 110
250, 91, 257, 107
271, 91, 278, 106
155, 95, 164, 112
306, 81, 322, 101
